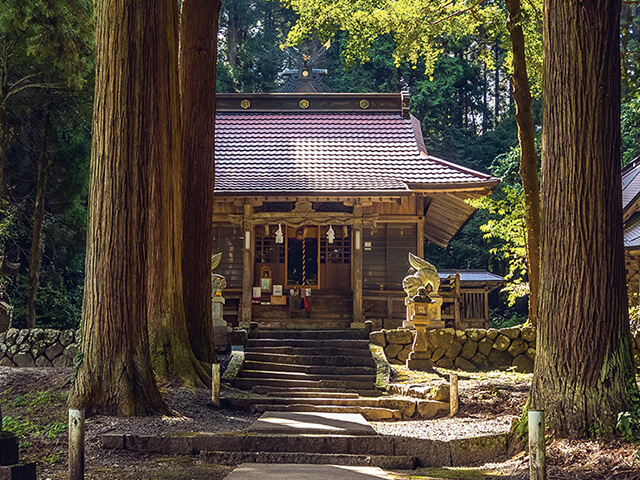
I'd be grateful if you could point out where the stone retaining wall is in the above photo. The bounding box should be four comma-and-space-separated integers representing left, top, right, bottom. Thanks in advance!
371, 326, 640, 373
0, 328, 79, 367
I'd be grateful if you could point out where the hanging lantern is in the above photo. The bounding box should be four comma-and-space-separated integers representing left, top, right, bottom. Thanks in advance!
275, 224, 284, 244
343, 225, 349, 238
264, 224, 270, 236
327, 225, 335, 244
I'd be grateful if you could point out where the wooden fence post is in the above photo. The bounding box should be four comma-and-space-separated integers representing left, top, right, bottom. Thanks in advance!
212, 363, 221, 407
529, 410, 546, 480
449, 373, 459, 416
68, 409, 84, 480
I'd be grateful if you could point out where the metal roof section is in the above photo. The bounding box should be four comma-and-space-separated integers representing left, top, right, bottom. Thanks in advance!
215, 93, 498, 195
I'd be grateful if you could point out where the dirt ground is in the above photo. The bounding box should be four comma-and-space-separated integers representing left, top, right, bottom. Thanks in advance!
0, 366, 638, 479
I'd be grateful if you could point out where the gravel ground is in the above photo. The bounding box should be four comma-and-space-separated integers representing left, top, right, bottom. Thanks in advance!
371, 415, 517, 440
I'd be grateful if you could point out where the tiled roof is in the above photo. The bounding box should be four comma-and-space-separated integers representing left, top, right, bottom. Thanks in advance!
214, 111, 497, 194
438, 270, 505, 283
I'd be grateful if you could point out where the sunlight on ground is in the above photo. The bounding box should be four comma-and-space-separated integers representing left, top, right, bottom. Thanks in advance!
391, 466, 511, 479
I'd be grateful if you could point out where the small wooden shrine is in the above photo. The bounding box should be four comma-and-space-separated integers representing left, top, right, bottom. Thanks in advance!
212, 60, 501, 329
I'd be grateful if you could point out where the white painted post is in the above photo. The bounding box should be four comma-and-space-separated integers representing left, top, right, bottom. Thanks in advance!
449, 373, 459, 416
529, 410, 546, 480
212, 363, 221, 407
68, 409, 84, 480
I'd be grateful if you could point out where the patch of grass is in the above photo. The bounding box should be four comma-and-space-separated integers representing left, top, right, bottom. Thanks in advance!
11, 389, 68, 411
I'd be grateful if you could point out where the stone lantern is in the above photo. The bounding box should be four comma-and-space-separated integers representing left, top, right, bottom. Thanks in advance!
406, 285, 444, 371
211, 253, 229, 351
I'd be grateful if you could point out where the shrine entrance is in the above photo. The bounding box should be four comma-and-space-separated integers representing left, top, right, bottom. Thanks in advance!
284, 225, 352, 292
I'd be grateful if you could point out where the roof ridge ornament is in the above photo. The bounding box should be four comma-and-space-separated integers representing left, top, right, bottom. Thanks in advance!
281, 44, 333, 93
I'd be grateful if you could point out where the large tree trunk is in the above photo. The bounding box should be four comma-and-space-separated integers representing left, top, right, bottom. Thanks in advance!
180, 0, 221, 364
69, 0, 175, 416
26, 107, 50, 329
531, 0, 637, 436
505, 0, 540, 326
144, 0, 209, 387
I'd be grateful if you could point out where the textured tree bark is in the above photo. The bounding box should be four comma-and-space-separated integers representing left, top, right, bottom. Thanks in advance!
181, 0, 221, 365
505, 0, 541, 326
531, 0, 637, 436
144, 0, 209, 387
26, 107, 50, 329
69, 0, 173, 416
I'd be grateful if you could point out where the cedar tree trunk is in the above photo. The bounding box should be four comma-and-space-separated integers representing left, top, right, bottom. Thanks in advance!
144, 0, 209, 386
26, 107, 50, 328
69, 0, 175, 416
505, 0, 541, 326
531, 0, 637, 436
180, 0, 221, 364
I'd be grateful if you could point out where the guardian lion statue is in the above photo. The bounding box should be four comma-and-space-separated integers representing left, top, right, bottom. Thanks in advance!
402, 253, 440, 299
211, 252, 227, 294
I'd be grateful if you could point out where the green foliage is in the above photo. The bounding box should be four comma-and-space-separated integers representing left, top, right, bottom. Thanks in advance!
617, 377, 640, 443
0, 0, 94, 90
217, 0, 297, 93
0, 388, 68, 452
622, 97, 640, 166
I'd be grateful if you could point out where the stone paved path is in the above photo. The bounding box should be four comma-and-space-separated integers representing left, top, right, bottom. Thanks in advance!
247, 411, 377, 435
223, 412, 393, 479
223, 463, 393, 479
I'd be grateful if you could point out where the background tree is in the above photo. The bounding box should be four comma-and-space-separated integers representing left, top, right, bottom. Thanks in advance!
530, 0, 637, 436
282, 0, 543, 324
0, 0, 93, 328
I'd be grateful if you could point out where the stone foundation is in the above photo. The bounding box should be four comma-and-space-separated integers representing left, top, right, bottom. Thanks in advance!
372, 326, 640, 373
0, 328, 79, 368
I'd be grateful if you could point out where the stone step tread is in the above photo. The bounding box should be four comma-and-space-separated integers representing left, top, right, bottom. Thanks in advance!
237, 370, 376, 382
235, 378, 376, 390
242, 360, 375, 375
265, 392, 361, 399
229, 396, 411, 408
251, 403, 402, 421
247, 339, 370, 348
199, 451, 415, 469
252, 386, 383, 397
245, 347, 372, 357
250, 329, 368, 340
244, 352, 376, 367
194, 434, 394, 455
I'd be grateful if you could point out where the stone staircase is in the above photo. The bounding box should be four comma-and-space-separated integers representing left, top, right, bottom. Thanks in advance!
226, 329, 415, 420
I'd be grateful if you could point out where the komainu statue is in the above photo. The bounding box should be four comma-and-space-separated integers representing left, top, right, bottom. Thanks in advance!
211, 252, 227, 295
402, 253, 440, 299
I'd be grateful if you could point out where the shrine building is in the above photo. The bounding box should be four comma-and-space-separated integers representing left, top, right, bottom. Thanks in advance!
212, 62, 502, 330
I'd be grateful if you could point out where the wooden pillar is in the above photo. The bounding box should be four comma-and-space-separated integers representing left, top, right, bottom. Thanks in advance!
352, 206, 364, 324
241, 204, 254, 327
417, 195, 425, 259
484, 289, 489, 327
454, 272, 461, 330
